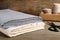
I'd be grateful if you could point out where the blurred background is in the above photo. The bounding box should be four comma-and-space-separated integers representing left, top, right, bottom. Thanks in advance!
0, 0, 60, 15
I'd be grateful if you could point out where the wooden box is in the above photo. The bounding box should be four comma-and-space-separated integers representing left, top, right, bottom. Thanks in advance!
40, 13, 60, 21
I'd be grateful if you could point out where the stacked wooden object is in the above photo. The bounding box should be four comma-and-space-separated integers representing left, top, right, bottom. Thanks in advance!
40, 3, 60, 22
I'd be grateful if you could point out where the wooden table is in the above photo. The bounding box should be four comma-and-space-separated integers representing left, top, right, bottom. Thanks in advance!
40, 13, 60, 32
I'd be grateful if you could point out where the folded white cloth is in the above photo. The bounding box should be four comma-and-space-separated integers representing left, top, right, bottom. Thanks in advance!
0, 9, 45, 37
0, 9, 38, 25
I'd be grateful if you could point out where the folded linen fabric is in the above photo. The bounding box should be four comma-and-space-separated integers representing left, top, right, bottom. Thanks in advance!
0, 9, 45, 37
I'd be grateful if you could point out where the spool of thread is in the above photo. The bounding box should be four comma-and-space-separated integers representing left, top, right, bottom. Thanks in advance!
53, 3, 60, 13
42, 8, 52, 14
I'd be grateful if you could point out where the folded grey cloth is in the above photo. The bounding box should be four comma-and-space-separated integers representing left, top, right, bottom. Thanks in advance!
0, 9, 42, 29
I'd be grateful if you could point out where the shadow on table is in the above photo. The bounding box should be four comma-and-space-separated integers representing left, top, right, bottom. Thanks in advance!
0, 32, 9, 38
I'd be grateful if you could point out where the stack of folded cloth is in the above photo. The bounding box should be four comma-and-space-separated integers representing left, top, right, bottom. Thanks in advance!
0, 9, 45, 37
